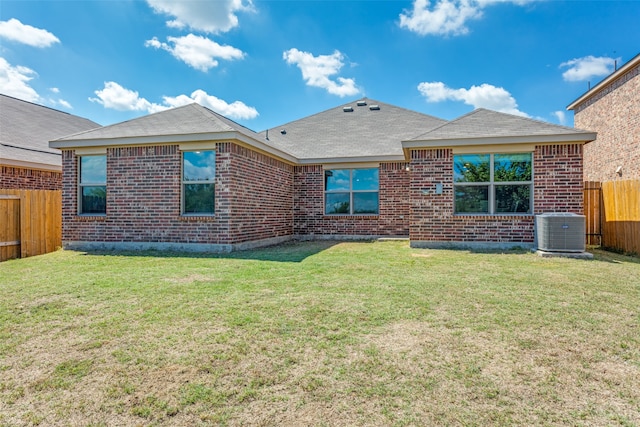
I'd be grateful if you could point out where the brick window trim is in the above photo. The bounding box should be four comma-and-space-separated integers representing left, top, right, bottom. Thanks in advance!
453, 214, 534, 219
179, 215, 218, 222
75, 215, 106, 222
322, 215, 379, 220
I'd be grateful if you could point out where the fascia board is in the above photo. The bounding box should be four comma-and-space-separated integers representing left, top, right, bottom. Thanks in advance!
233, 134, 299, 164
297, 155, 406, 165
50, 131, 299, 165
1, 158, 61, 172
50, 132, 239, 148
401, 133, 597, 149
567, 53, 640, 110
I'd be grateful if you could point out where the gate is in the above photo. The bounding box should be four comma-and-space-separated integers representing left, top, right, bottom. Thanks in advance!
0, 190, 62, 261
583, 181, 602, 246
0, 195, 21, 261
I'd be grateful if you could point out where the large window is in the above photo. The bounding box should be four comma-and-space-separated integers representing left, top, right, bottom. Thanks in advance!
79, 155, 106, 215
454, 153, 532, 214
182, 150, 215, 215
324, 168, 379, 215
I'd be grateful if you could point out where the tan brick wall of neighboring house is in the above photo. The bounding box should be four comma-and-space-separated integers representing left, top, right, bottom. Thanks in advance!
293, 162, 411, 237
61, 143, 293, 246
1, 166, 61, 190
573, 62, 640, 181
408, 144, 584, 244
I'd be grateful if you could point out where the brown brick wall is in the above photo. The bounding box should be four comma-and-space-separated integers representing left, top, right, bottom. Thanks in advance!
533, 144, 584, 213
225, 143, 294, 243
61, 143, 293, 246
574, 62, 640, 181
293, 162, 410, 237
1, 166, 61, 190
408, 144, 584, 244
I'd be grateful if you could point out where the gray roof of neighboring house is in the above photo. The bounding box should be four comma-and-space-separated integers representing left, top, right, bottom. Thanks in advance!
0, 94, 100, 170
260, 98, 447, 162
406, 108, 596, 146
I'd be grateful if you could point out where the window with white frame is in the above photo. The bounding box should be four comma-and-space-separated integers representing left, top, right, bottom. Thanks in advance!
182, 150, 215, 215
453, 153, 532, 214
79, 155, 106, 215
324, 168, 379, 215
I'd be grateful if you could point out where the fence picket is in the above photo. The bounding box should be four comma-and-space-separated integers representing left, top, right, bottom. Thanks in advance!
0, 190, 62, 261
585, 180, 640, 256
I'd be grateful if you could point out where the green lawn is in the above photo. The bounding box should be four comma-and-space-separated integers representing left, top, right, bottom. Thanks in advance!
0, 241, 639, 426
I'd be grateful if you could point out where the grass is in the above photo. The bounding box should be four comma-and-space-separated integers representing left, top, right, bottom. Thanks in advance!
0, 240, 639, 426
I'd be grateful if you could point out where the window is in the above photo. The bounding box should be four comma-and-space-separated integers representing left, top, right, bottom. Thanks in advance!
79, 155, 106, 214
182, 150, 215, 215
454, 153, 532, 214
324, 168, 379, 215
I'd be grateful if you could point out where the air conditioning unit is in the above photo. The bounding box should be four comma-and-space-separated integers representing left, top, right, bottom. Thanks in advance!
535, 213, 586, 252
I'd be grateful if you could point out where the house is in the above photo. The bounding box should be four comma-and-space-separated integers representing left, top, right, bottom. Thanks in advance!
567, 53, 640, 181
1, 94, 100, 190
49, 99, 595, 252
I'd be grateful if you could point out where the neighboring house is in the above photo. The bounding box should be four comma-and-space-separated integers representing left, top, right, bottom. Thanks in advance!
1, 94, 100, 190
567, 53, 640, 181
50, 99, 595, 252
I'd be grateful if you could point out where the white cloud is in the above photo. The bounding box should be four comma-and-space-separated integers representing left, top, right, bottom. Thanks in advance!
89, 82, 258, 120
399, 0, 482, 36
399, 0, 530, 36
418, 81, 529, 116
145, 34, 244, 72
89, 81, 161, 112
559, 55, 618, 82
552, 110, 566, 125
163, 89, 258, 119
283, 48, 360, 97
0, 18, 60, 47
56, 99, 72, 109
0, 57, 40, 102
146, 0, 253, 34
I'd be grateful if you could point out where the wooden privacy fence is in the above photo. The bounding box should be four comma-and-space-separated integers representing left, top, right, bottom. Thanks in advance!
0, 189, 61, 262
584, 180, 640, 255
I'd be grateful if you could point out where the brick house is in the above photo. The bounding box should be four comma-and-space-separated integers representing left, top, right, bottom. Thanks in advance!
567, 53, 640, 181
50, 99, 595, 252
1, 94, 100, 190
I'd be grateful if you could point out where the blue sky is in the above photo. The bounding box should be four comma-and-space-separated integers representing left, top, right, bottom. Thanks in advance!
1, 0, 638, 132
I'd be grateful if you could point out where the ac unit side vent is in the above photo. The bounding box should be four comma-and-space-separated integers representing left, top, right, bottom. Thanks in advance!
535, 213, 586, 252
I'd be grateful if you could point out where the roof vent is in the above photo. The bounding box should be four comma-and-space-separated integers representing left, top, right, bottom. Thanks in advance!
356, 100, 367, 106
280, 129, 287, 135
369, 105, 380, 110
343, 106, 354, 112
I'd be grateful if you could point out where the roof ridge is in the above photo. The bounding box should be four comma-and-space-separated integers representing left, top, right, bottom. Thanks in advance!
195, 103, 262, 136
476, 108, 591, 133
51, 103, 205, 141
261, 97, 445, 133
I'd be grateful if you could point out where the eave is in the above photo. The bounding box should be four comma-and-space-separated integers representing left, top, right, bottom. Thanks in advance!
401, 132, 597, 159
50, 131, 299, 165
567, 52, 640, 111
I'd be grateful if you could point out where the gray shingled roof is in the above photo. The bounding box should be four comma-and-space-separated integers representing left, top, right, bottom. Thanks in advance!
54, 103, 263, 143
410, 108, 592, 142
0, 94, 100, 169
260, 98, 447, 161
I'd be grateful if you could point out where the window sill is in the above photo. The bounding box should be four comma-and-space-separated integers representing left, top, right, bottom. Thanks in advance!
180, 214, 216, 222
453, 213, 534, 218
76, 214, 106, 221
